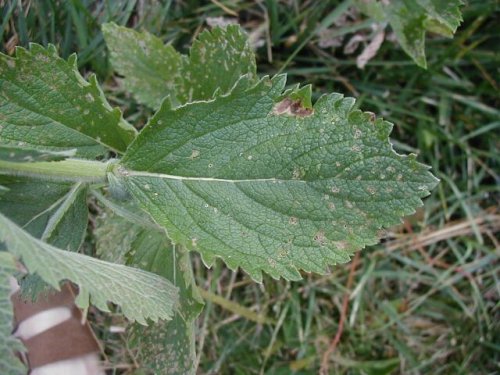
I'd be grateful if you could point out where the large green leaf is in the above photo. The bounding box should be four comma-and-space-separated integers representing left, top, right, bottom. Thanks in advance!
0, 213, 178, 324
355, 0, 463, 68
0, 44, 137, 157
117, 75, 438, 281
103, 23, 256, 108
0, 252, 26, 375
94, 202, 203, 374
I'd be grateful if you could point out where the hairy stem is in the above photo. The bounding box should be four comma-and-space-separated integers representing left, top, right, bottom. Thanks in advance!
0, 158, 113, 183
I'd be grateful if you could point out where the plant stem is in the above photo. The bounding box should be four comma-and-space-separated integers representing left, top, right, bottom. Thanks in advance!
0, 158, 112, 183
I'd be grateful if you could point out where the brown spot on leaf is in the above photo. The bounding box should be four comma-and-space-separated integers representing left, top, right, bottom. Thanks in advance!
313, 230, 327, 246
189, 149, 200, 159
273, 98, 313, 117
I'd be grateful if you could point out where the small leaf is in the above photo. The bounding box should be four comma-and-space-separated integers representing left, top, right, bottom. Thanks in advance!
0, 252, 26, 375
355, 0, 463, 68
385, 1, 428, 68
417, 0, 464, 37
103, 23, 256, 108
102, 23, 183, 110
0, 213, 178, 324
118, 75, 438, 281
0, 44, 137, 157
176, 25, 257, 104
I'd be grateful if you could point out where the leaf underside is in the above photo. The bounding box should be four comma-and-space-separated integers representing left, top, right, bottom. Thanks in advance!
118, 75, 438, 282
103, 23, 256, 108
0, 213, 178, 324
0, 252, 26, 375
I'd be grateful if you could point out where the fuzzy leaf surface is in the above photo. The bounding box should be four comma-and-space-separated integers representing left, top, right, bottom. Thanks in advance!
0, 213, 178, 324
103, 24, 256, 108
0, 44, 136, 157
0, 252, 26, 375
119, 75, 438, 281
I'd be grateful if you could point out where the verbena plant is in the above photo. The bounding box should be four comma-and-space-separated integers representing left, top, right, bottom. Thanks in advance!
0, 18, 453, 373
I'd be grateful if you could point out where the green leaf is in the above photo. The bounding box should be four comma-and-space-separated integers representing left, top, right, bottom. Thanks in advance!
0, 176, 89, 299
0, 145, 76, 162
0, 177, 87, 249
94, 204, 203, 374
118, 75, 438, 281
94, 205, 141, 264
0, 176, 72, 233
176, 25, 257, 105
417, 0, 464, 37
355, 0, 463, 68
129, 240, 203, 375
0, 44, 137, 157
0, 213, 178, 324
0, 252, 26, 375
102, 23, 183, 110
103, 23, 256, 108
40, 182, 88, 250
385, 1, 429, 68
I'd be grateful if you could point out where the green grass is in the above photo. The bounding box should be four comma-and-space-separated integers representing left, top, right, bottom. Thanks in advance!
2, 0, 498, 374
